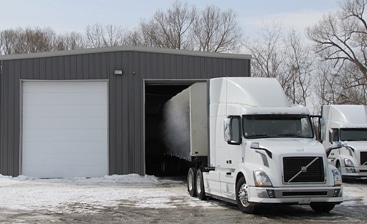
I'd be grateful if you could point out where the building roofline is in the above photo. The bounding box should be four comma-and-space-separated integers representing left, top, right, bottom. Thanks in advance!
0, 46, 251, 61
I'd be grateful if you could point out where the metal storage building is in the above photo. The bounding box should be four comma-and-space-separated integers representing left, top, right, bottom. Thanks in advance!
0, 46, 251, 178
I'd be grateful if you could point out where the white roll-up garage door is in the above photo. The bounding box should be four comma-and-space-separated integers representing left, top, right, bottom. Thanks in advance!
22, 81, 108, 178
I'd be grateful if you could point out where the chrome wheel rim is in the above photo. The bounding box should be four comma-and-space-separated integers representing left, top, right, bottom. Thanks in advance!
238, 184, 250, 207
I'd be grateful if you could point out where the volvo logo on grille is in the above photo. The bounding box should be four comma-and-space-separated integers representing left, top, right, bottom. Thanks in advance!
301, 166, 307, 172
286, 157, 321, 183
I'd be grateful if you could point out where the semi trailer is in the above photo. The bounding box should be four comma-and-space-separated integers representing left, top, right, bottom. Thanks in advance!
162, 77, 343, 213
320, 105, 367, 179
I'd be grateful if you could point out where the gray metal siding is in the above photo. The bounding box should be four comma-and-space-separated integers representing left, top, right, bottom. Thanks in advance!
0, 49, 250, 176
0, 60, 20, 175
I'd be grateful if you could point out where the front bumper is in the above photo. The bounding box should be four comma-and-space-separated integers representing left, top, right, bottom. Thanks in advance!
247, 186, 343, 204
341, 166, 367, 178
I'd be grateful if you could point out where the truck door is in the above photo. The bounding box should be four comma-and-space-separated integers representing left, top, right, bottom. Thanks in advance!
221, 116, 243, 198
224, 116, 243, 169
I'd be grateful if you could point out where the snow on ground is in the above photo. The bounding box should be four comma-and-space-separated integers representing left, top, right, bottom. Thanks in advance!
0, 174, 219, 214
341, 181, 367, 206
0, 174, 366, 214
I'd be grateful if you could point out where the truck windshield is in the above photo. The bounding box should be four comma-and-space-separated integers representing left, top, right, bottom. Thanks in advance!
340, 128, 367, 141
243, 114, 313, 139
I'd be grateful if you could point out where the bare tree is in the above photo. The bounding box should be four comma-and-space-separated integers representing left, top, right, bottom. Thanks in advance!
0, 29, 17, 55
192, 6, 242, 52
85, 24, 130, 48
0, 27, 85, 55
314, 60, 367, 106
314, 60, 341, 106
335, 64, 367, 104
121, 29, 144, 46
306, 0, 367, 78
0, 27, 55, 54
283, 29, 313, 105
130, 1, 243, 52
55, 32, 85, 51
137, 1, 196, 49
306, 0, 367, 105
1, 2, 244, 54
246, 25, 313, 106
245, 24, 286, 79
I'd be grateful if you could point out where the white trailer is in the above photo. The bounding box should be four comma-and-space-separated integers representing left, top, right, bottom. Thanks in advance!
320, 105, 367, 178
162, 77, 343, 214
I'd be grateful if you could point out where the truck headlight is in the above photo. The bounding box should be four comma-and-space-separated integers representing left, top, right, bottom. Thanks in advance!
343, 158, 354, 167
332, 169, 342, 186
253, 170, 273, 187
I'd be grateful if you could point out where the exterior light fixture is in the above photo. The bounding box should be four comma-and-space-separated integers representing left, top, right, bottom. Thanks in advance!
114, 69, 124, 75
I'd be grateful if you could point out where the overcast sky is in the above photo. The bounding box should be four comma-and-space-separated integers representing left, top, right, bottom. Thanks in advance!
1, 0, 341, 37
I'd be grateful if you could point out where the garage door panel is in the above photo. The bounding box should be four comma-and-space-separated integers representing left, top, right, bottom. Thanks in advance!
22, 81, 108, 178
24, 153, 107, 167
23, 145, 108, 177
23, 81, 106, 93
23, 127, 107, 142
23, 105, 107, 118
23, 166, 107, 178
23, 117, 107, 130
23, 142, 107, 155
23, 93, 107, 105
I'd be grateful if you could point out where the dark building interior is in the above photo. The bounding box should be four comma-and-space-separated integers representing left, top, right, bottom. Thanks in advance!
145, 83, 194, 176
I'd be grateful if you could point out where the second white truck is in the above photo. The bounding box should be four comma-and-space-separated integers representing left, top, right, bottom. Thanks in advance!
320, 105, 367, 179
162, 77, 343, 214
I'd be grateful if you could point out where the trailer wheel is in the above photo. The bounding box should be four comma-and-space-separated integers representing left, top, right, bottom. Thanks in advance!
310, 202, 335, 213
196, 169, 206, 200
187, 168, 197, 197
236, 176, 257, 213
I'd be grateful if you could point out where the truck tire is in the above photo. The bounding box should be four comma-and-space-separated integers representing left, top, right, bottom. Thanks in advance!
187, 168, 197, 197
310, 202, 335, 213
236, 176, 257, 214
196, 169, 206, 200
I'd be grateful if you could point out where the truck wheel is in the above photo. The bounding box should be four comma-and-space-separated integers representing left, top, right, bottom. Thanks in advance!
196, 169, 206, 200
310, 202, 335, 213
236, 176, 257, 214
187, 168, 197, 197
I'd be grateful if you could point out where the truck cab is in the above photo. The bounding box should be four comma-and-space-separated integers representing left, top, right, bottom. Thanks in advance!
320, 105, 367, 179
200, 78, 343, 213
163, 77, 343, 214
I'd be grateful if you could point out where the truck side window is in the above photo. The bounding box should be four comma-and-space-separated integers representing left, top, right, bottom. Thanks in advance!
224, 116, 242, 145
329, 128, 339, 143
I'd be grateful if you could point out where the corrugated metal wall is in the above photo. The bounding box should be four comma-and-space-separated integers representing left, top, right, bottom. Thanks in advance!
0, 48, 250, 176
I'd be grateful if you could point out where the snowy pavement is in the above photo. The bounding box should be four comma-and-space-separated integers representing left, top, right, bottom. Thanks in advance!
0, 174, 218, 214
0, 174, 366, 223
0, 174, 366, 212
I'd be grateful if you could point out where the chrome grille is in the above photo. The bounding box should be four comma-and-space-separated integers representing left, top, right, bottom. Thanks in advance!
283, 156, 324, 183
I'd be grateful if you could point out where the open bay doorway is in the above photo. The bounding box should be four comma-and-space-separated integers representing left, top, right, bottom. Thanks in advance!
144, 80, 200, 177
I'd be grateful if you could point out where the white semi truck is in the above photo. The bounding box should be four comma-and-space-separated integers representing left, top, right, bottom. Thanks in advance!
162, 77, 343, 214
320, 105, 367, 179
